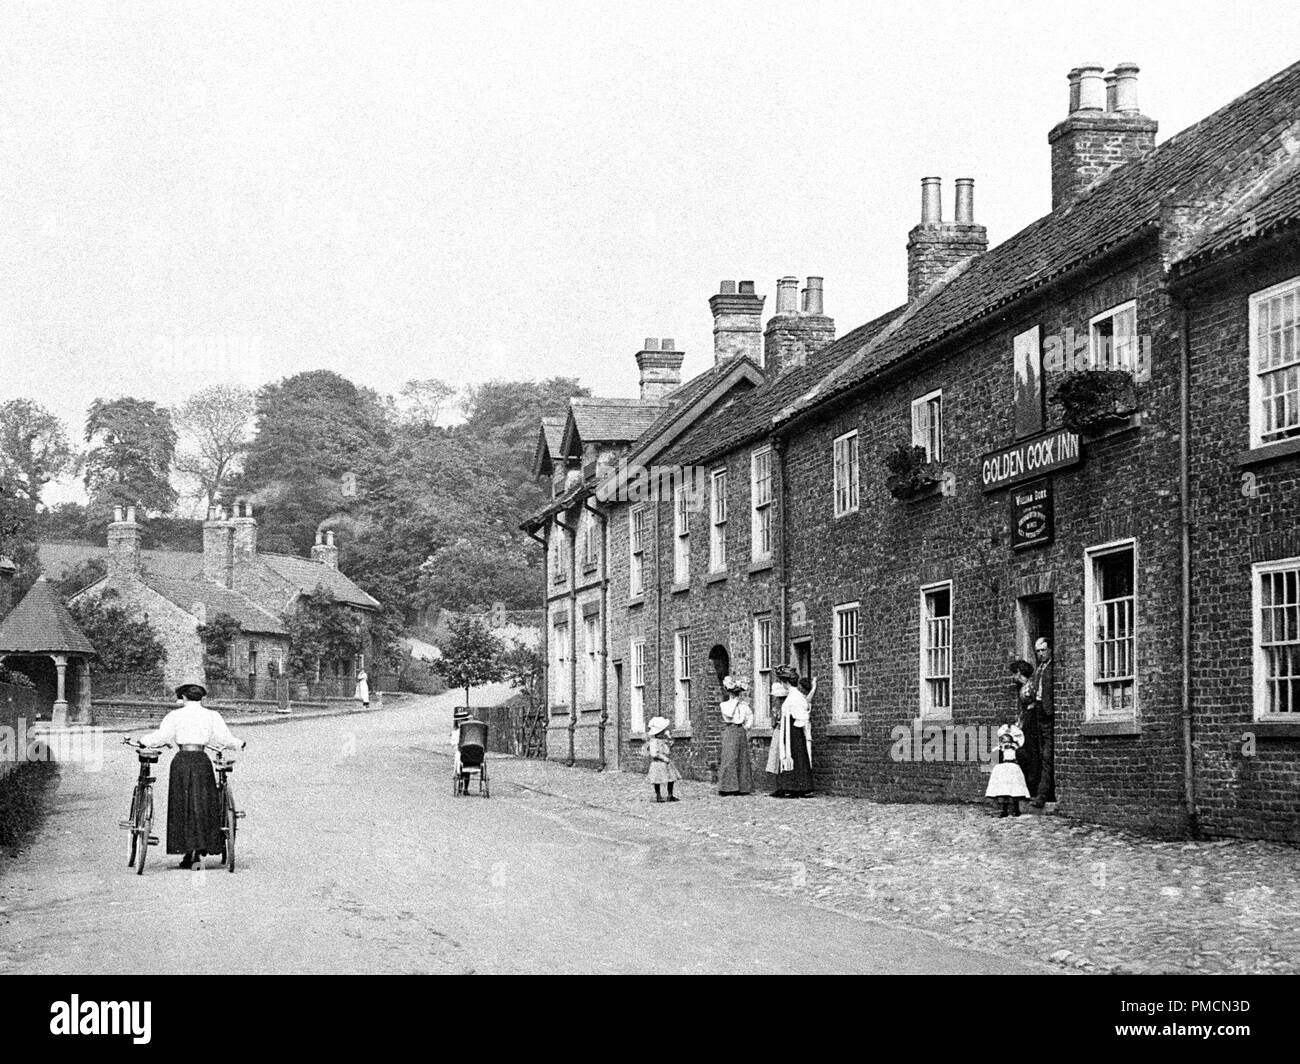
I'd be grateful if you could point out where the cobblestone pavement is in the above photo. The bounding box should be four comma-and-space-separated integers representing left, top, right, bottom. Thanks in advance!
496, 756, 1300, 975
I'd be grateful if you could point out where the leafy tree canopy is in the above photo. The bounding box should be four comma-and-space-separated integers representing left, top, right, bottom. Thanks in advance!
432, 615, 505, 708
0, 398, 73, 505
83, 397, 178, 521
67, 590, 167, 675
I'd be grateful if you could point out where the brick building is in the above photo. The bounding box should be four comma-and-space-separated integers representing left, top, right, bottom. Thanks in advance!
523, 60, 1300, 841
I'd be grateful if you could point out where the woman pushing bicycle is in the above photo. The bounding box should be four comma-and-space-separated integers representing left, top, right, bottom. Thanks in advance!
136, 682, 246, 870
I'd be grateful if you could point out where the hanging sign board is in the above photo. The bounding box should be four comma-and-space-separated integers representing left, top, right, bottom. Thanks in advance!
1010, 478, 1053, 550
981, 428, 1081, 492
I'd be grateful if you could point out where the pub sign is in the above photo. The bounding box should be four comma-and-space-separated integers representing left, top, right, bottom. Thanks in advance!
1010, 478, 1053, 550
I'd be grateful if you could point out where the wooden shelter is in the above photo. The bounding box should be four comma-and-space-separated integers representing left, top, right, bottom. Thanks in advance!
0, 576, 97, 724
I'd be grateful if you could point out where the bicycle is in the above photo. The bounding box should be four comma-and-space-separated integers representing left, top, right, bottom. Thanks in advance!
120, 738, 162, 876
209, 745, 246, 873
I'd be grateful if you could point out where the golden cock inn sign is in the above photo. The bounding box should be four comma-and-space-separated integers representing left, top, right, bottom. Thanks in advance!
980, 428, 1081, 492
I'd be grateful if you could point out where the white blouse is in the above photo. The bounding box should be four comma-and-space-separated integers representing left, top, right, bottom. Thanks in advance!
140, 702, 244, 749
720, 697, 754, 728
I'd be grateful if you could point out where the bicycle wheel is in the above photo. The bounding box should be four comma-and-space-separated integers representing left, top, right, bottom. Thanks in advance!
126, 788, 140, 868
224, 785, 237, 873
134, 792, 152, 876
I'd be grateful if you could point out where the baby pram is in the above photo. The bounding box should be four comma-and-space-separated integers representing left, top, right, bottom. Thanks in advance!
453, 717, 490, 797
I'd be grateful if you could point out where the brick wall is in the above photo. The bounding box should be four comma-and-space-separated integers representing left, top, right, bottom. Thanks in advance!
1183, 243, 1300, 844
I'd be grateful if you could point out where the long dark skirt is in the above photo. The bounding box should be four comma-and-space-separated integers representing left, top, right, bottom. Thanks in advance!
166, 750, 224, 855
1018, 705, 1042, 796
776, 724, 814, 795
717, 724, 753, 794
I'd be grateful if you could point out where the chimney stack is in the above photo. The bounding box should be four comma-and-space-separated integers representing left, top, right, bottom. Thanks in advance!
635, 337, 685, 403
311, 528, 340, 570
763, 274, 836, 378
0, 556, 17, 619
709, 280, 765, 365
106, 503, 141, 583
203, 505, 233, 587
229, 499, 258, 586
906, 178, 989, 302
1049, 61, 1157, 209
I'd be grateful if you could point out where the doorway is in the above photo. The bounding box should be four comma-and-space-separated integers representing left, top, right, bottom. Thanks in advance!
792, 639, 812, 685
1016, 595, 1054, 665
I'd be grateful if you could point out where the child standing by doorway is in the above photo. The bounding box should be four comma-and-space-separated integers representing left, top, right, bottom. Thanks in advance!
645, 717, 680, 802
986, 723, 1030, 817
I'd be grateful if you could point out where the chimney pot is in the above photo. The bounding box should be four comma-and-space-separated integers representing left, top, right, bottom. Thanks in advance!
315, 531, 324, 545
954, 178, 975, 225
775, 276, 799, 315
1067, 67, 1082, 113
1077, 63, 1106, 110
661, 338, 674, 350
125, 505, 136, 523
804, 276, 824, 316
644, 337, 658, 350
738, 280, 755, 295
1112, 62, 1140, 112
921, 176, 942, 224
113, 506, 124, 523
719, 280, 736, 295
326, 530, 335, 546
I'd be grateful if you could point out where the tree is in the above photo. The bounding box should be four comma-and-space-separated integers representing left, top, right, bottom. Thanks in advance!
417, 535, 536, 612
0, 399, 73, 506
500, 640, 542, 712
0, 477, 40, 602
67, 591, 167, 675
284, 589, 363, 678
197, 612, 242, 682
82, 397, 178, 521
397, 379, 458, 428
432, 615, 504, 710
174, 384, 254, 508
233, 370, 390, 555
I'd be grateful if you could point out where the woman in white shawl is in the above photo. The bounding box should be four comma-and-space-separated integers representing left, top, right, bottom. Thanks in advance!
353, 667, 370, 708
717, 675, 754, 795
767, 664, 814, 797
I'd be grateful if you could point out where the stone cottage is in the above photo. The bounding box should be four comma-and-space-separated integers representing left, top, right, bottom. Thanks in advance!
62, 502, 381, 690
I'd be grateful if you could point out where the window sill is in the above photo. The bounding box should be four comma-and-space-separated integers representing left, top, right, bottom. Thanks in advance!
918, 711, 953, 725
891, 480, 943, 504
833, 508, 860, 520
1080, 719, 1141, 737
550, 706, 570, 717
671, 726, 692, 739
747, 558, 774, 574
625, 595, 645, 608
629, 731, 647, 742
1245, 720, 1300, 740
582, 563, 599, 576
705, 570, 728, 584
1238, 436, 1300, 468
671, 582, 690, 595
824, 722, 861, 737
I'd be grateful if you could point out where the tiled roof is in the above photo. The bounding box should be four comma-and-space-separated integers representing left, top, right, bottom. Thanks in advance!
778, 58, 1300, 421
141, 573, 288, 635
565, 398, 669, 448
541, 417, 566, 455
39, 542, 201, 582
260, 553, 380, 610
0, 576, 97, 655
1175, 166, 1300, 270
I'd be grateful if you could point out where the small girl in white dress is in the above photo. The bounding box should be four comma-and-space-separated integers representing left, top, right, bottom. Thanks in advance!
985, 723, 1030, 818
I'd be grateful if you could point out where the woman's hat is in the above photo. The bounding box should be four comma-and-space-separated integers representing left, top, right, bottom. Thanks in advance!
773, 664, 799, 684
997, 723, 1025, 747
722, 674, 749, 694
174, 682, 207, 700
646, 716, 670, 736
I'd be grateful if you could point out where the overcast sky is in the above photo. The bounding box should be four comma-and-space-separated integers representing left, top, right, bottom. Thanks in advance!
1, 1, 1296, 507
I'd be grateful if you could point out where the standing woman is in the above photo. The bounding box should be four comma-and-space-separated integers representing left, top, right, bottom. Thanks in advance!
354, 666, 370, 709
717, 675, 754, 795
137, 683, 246, 870
768, 664, 814, 797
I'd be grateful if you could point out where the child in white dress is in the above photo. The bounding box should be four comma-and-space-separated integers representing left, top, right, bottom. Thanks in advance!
985, 723, 1030, 818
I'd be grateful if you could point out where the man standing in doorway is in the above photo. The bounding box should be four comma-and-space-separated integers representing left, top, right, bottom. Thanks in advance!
1029, 637, 1055, 807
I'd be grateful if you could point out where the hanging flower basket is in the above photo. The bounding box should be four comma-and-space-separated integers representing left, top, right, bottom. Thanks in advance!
883, 444, 943, 500
1050, 370, 1141, 434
